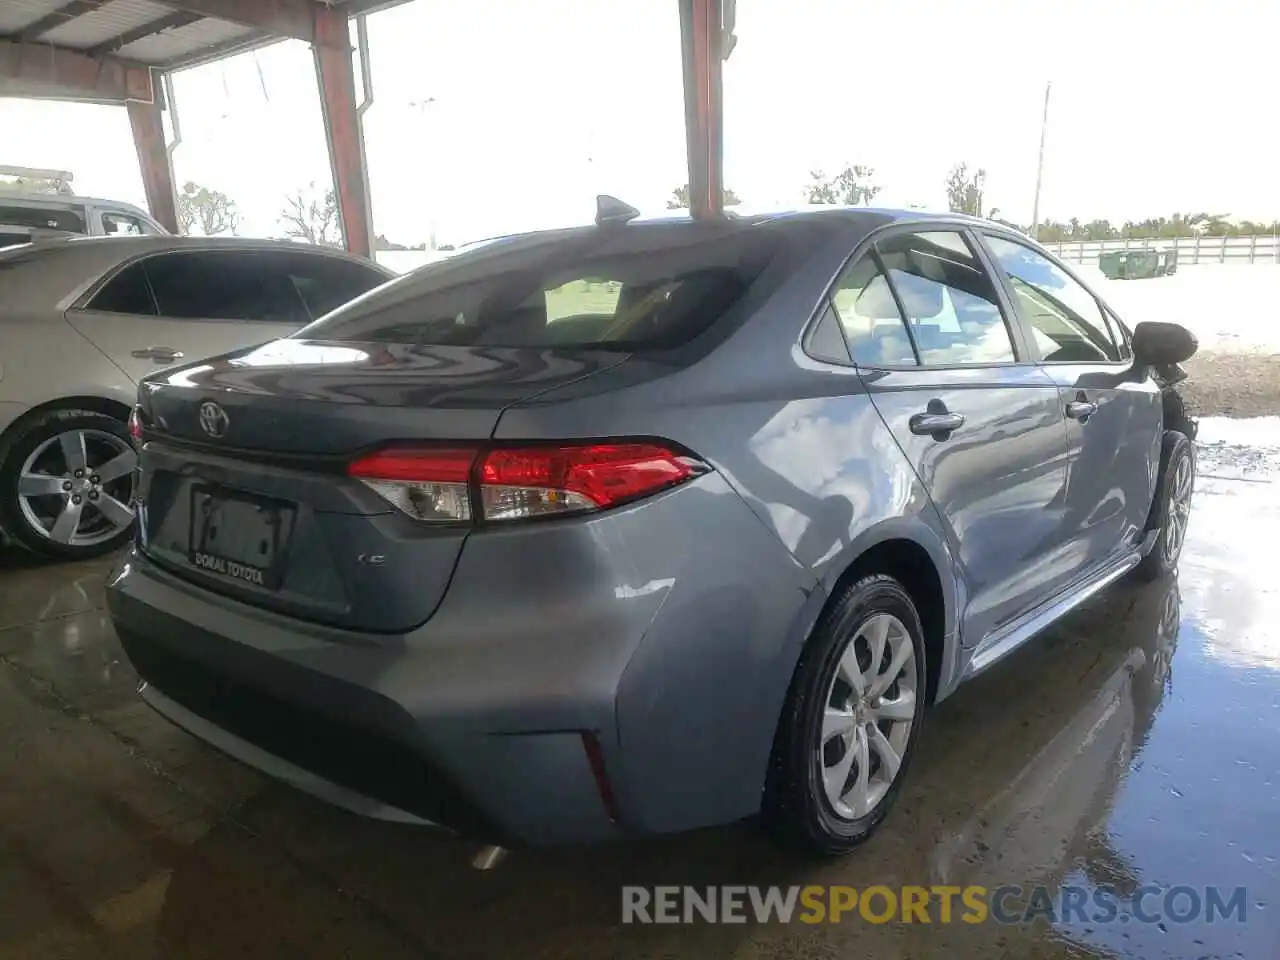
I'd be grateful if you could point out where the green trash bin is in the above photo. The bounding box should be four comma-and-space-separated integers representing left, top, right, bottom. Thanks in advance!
1099, 248, 1174, 280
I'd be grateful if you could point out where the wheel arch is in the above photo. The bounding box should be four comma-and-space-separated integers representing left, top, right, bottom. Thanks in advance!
814, 519, 960, 706
0, 395, 137, 554
0, 394, 133, 458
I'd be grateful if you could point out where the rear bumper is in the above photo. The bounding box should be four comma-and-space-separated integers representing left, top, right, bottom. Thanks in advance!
109, 560, 620, 845
106, 472, 820, 845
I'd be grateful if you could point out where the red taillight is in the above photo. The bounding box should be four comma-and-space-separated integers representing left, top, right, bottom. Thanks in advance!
128, 405, 143, 443
346, 441, 705, 523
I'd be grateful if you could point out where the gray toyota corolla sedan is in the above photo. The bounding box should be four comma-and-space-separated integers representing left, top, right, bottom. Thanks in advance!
107, 205, 1199, 854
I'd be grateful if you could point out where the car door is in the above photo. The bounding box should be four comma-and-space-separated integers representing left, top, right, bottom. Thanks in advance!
67, 249, 316, 382
980, 233, 1162, 573
833, 227, 1077, 646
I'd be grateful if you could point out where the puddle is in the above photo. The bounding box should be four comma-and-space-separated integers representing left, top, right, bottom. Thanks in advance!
1194, 416, 1280, 481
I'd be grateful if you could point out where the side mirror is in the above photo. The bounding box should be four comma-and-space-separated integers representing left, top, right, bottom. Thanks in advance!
1131, 321, 1197, 366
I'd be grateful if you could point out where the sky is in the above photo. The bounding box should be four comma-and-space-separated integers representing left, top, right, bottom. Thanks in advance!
1, 0, 1276, 247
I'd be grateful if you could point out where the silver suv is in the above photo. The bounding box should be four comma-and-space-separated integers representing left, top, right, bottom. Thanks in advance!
0, 167, 167, 249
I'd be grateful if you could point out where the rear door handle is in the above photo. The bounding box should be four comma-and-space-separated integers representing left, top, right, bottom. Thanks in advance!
909, 411, 965, 438
1066, 399, 1097, 422
131, 346, 184, 362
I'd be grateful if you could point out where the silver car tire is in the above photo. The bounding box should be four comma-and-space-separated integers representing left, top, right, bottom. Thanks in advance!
0, 409, 136, 561
764, 574, 927, 856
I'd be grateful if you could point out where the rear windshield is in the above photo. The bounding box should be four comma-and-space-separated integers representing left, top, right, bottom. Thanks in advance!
299, 224, 779, 350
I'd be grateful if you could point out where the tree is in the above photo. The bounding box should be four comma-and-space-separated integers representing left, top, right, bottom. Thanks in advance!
279, 182, 341, 246
666, 183, 742, 209
176, 181, 240, 236
805, 165, 880, 206
1029, 212, 1280, 244
945, 163, 986, 216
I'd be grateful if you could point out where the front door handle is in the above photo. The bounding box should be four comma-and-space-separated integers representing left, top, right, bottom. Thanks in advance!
1065, 397, 1098, 422
131, 346, 184, 363
909, 405, 965, 439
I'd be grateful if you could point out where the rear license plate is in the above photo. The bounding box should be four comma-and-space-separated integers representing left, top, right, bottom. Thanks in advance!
188, 487, 294, 590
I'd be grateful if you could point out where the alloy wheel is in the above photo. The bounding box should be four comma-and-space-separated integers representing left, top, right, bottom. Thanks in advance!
818, 613, 917, 820
1161, 453, 1193, 566
16, 429, 136, 547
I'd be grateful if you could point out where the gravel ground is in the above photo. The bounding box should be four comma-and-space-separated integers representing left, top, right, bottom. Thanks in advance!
1179, 351, 1280, 418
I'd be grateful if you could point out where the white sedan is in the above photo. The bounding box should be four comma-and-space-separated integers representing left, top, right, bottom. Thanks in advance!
0, 235, 393, 560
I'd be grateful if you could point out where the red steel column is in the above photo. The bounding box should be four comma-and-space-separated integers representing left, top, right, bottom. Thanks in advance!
678, 0, 724, 220
126, 74, 179, 233
313, 6, 372, 259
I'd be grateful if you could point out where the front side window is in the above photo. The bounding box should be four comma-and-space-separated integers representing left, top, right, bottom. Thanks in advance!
101, 212, 144, 236
1102, 306, 1132, 359
984, 235, 1120, 363
875, 231, 1016, 365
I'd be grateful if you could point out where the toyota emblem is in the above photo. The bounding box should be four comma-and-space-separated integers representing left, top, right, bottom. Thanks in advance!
198, 401, 230, 439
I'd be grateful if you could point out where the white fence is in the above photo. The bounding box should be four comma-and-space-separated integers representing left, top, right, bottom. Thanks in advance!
1045, 234, 1280, 266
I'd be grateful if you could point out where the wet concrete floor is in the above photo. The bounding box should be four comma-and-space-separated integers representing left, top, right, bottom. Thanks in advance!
1, 428, 1277, 959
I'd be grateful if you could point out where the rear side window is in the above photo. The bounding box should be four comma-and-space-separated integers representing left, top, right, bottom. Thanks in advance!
88, 262, 156, 314
983, 235, 1120, 362
830, 256, 917, 366
301, 226, 779, 349
0, 204, 86, 233
144, 251, 310, 323
830, 230, 1016, 367
280, 252, 389, 319
877, 231, 1016, 365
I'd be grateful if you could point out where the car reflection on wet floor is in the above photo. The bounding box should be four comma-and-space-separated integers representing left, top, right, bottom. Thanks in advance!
0, 426, 1277, 960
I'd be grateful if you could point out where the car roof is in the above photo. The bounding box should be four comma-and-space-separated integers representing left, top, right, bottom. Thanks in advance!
0, 189, 149, 209
0, 190, 160, 225
459, 206, 995, 248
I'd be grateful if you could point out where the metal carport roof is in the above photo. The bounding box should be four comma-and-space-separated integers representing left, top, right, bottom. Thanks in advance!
1, 0, 730, 254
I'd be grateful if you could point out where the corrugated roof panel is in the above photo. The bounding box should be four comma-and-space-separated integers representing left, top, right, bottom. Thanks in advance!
0, 0, 67, 35
114, 17, 261, 64
37, 0, 174, 49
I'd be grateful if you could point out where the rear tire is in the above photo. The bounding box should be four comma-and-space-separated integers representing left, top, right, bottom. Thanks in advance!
1134, 431, 1194, 582
764, 574, 927, 856
0, 409, 136, 561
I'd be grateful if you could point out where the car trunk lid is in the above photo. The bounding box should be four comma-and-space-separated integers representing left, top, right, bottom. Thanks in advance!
135, 339, 628, 633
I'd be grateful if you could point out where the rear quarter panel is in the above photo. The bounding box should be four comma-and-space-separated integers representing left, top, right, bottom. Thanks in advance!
493, 282, 965, 826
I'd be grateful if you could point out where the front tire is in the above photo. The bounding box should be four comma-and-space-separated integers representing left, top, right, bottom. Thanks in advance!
1134, 431, 1194, 582
764, 574, 927, 855
0, 410, 137, 561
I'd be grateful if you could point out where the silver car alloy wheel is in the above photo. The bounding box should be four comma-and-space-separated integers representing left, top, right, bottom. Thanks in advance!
1161, 453, 1193, 566
818, 612, 917, 820
16, 429, 136, 547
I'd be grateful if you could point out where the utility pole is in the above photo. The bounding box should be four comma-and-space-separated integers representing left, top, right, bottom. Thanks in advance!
1030, 80, 1052, 240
